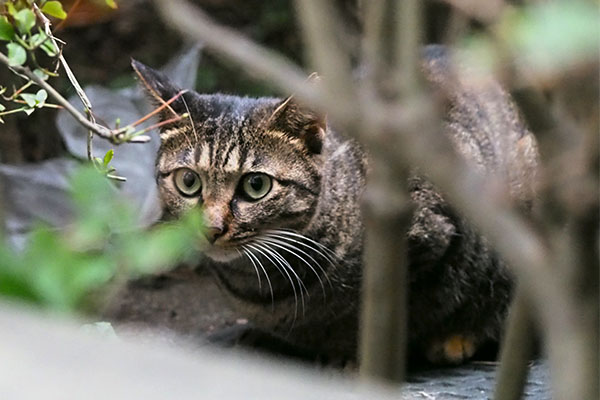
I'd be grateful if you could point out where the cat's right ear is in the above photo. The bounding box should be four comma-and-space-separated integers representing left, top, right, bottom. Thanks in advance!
131, 59, 188, 129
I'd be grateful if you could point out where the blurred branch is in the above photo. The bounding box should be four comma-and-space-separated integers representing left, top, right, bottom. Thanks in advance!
152, 0, 314, 100
494, 287, 535, 400
437, 0, 506, 23
395, 0, 422, 96
294, 0, 356, 106
359, 159, 411, 382
360, 0, 386, 92
358, 0, 425, 382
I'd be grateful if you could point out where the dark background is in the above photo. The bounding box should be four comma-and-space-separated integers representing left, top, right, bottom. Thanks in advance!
0, 0, 454, 165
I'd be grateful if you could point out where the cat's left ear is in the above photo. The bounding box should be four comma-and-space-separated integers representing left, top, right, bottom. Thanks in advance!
269, 96, 327, 155
131, 59, 189, 123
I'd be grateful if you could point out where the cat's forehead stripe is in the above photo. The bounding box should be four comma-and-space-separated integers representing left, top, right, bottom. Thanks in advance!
196, 144, 210, 168
221, 146, 241, 172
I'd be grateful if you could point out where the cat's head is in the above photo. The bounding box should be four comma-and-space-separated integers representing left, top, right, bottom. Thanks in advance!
133, 60, 326, 262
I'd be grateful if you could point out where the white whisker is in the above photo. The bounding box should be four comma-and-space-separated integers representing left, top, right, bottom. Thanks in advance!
246, 243, 300, 325
254, 242, 308, 317
269, 229, 339, 262
241, 246, 275, 310
264, 232, 337, 269
260, 236, 330, 296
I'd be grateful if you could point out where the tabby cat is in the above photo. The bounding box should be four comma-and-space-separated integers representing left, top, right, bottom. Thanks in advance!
132, 45, 538, 364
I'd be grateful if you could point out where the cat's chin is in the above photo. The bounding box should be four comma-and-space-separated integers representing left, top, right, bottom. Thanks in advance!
203, 247, 242, 263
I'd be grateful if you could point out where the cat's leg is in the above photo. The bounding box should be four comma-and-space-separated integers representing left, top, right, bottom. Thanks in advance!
407, 179, 509, 365
406, 176, 459, 272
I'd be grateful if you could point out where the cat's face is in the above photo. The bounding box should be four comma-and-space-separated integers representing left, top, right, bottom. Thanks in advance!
134, 61, 325, 262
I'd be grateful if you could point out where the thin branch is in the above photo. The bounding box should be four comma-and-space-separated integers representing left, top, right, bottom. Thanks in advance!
33, 3, 97, 160
0, 53, 151, 145
395, 0, 423, 96
437, 0, 506, 23
152, 0, 346, 120
494, 287, 535, 400
128, 90, 188, 128
358, 0, 422, 383
359, 0, 386, 96
0, 53, 106, 136
294, 0, 356, 107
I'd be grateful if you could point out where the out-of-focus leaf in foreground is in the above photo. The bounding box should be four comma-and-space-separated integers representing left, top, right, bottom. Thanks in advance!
0, 166, 204, 313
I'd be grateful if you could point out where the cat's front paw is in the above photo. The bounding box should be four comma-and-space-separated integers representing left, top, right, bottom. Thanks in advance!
426, 334, 477, 364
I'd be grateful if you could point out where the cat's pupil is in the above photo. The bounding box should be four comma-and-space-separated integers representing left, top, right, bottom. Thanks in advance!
249, 175, 263, 191
183, 171, 196, 188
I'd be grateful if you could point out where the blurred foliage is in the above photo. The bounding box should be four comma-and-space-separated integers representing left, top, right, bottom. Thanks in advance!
459, 0, 599, 84
0, 165, 204, 313
0, 0, 65, 123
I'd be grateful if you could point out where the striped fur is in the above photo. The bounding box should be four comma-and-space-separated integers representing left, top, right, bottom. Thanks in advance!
133, 45, 538, 363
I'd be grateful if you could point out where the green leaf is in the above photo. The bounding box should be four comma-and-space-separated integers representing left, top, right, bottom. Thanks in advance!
105, 0, 118, 9
19, 90, 48, 109
0, 103, 5, 111
35, 89, 48, 106
33, 69, 49, 81
40, 39, 59, 57
29, 32, 47, 48
41, 1, 68, 20
0, 16, 15, 41
6, 43, 27, 66
20, 93, 37, 108
14, 9, 36, 35
103, 149, 114, 167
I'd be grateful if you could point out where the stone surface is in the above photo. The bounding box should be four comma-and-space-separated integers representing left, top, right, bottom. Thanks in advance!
406, 361, 550, 399
105, 267, 552, 399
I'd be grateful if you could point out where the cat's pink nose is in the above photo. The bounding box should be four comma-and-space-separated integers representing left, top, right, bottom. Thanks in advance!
205, 226, 225, 244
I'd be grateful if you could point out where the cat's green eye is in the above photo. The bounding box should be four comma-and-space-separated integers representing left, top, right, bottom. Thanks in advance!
241, 173, 272, 201
174, 168, 202, 196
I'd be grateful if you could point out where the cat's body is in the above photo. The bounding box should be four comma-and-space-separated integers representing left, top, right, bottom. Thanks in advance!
133, 45, 538, 364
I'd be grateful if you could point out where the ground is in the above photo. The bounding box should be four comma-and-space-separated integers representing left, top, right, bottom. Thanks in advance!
103, 265, 551, 399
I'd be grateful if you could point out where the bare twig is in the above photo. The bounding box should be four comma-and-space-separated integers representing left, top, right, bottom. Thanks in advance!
437, 0, 506, 23
294, 0, 356, 108
359, 158, 412, 382
0, 55, 151, 146
0, 52, 110, 138
395, 0, 423, 96
152, 0, 335, 116
357, 0, 425, 383
33, 3, 98, 160
359, 0, 386, 95
494, 287, 535, 400
127, 90, 188, 128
